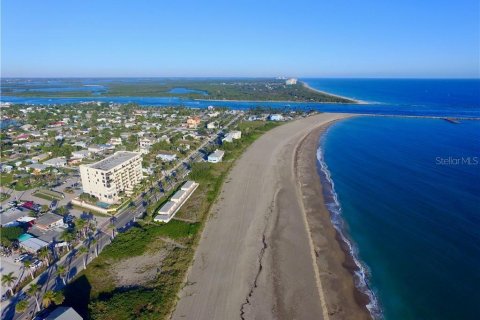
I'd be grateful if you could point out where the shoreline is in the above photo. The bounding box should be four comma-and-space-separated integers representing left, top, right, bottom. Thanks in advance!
301, 81, 369, 104
172, 113, 369, 320
294, 117, 373, 319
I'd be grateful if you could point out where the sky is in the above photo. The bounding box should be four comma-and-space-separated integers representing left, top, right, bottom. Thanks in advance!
1, 0, 479, 78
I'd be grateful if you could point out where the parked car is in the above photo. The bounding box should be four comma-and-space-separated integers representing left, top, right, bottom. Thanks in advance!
14, 253, 29, 263
30, 260, 43, 269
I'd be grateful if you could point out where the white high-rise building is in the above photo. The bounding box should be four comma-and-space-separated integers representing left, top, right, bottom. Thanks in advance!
79, 151, 143, 204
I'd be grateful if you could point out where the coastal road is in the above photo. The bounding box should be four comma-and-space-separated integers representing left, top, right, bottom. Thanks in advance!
172, 113, 354, 320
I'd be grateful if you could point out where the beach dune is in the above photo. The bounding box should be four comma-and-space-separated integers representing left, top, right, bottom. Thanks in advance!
172, 113, 370, 320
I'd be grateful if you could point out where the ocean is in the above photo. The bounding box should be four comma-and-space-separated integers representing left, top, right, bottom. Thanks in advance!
312, 79, 480, 319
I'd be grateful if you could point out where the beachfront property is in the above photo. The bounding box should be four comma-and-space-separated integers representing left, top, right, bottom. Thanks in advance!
269, 114, 284, 121
79, 151, 143, 204
154, 180, 199, 223
222, 130, 242, 143
208, 149, 225, 163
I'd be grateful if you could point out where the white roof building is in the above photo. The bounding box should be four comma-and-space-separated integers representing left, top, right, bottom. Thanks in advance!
45, 307, 83, 320
156, 153, 177, 162
43, 157, 67, 168
80, 151, 143, 204
154, 181, 199, 223
72, 150, 91, 159
208, 149, 225, 163
20, 238, 49, 253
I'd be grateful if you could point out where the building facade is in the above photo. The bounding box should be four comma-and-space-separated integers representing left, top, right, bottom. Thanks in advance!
79, 151, 143, 204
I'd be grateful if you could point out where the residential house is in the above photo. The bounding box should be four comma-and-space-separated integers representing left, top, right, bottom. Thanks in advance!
44, 307, 83, 320
208, 149, 225, 163
26, 163, 48, 174
34, 213, 64, 231
71, 150, 91, 159
109, 137, 123, 146
156, 152, 177, 162
32, 153, 50, 163
186, 117, 201, 129
207, 122, 217, 129
269, 114, 284, 121
44, 157, 67, 168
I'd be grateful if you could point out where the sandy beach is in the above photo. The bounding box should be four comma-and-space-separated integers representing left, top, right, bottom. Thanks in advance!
301, 82, 368, 105
172, 113, 370, 320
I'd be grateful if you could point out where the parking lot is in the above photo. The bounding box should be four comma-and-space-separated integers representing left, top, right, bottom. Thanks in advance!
0, 254, 26, 298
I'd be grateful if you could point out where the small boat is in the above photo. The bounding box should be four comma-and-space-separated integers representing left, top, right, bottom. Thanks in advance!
443, 118, 460, 124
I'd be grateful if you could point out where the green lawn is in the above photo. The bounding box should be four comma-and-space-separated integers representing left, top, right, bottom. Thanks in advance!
33, 189, 63, 201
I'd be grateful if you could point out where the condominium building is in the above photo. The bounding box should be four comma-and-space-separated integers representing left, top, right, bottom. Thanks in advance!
79, 151, 143, 204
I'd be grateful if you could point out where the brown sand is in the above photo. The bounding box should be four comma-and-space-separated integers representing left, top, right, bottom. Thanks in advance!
172, 113, 370, 320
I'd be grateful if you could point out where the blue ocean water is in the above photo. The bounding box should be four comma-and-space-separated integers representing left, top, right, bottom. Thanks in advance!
2, 78, 479, 118
314, 80, 480, 319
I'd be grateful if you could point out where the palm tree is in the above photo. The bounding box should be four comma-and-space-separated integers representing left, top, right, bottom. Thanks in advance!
76, 218, 87, 238
26, 283, 41, 312
38, 247, 50, 267
1, 272, 18, 296
78, 246, 88, 269
91, 238, 98, 257
42, 290, 64, 308
23, 260, 35, 280
56, 265, 67, 285
59, 230, 74, 250
15, 299, 29, 314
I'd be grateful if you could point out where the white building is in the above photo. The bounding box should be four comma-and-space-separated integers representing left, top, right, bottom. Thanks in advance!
207, 122, 217, 129
208, 149, 225, 163
269, 114, 284, 121
79, 151, 143, 204
72, 150, 91, 159
222, 130, 242, 143
139, 137, 156, 154
43, 157, 67, 168
109, 137, 123, 146
156, 153, 177, 162
285, 78, 297, 85
154, 181, 199, 223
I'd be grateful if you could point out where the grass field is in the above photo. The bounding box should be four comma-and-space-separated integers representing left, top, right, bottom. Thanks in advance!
33, 189, 64, 201
62, 119, 284, 320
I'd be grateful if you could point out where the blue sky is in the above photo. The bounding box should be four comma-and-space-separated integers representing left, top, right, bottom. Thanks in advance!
2, 0, 479, 78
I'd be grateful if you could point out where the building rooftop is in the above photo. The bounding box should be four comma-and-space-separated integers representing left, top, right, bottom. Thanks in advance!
20, 237, 49, 252
209, 150, 225, 158
35, 213, 63, 228
171, 189, 186, 202
45, 307, 83, 320
89, 151, 140, 171
158, 201, 176, 214
181, 181, 195, 191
